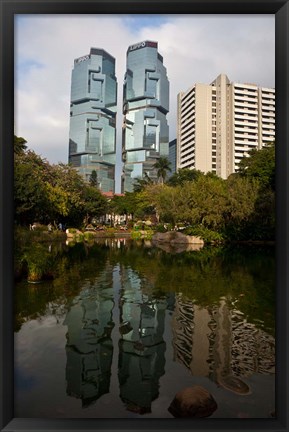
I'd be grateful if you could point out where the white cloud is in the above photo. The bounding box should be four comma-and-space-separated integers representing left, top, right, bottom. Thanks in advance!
15, 14, 274, 191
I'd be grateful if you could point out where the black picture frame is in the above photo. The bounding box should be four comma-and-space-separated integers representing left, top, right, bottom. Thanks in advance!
1, 0, 288, 431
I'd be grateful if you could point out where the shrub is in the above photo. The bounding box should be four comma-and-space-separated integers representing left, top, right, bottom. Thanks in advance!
131, 230, 142, 240
155, 224, 167, 233
184, 225, 225, 244
84, 232, 95, 241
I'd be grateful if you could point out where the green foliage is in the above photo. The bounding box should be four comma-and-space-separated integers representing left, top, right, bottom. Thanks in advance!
82, 185, 108, 222
22, 243, 55, 282
184, 226, 224, 243
14, 135, 27, 155
147, 168, 274, 242
14, 150, 52, 224
184, 176, 227, 230
110, 192, 137, 217
67, 228, 77, 234
133, 172, 154, 192
14, 136, 275, 242
14, 136, 108, 227
237, 141, 275, 190
155, 223, 171, 233
131, 230, 142, 240
146, 184, 180, 225
84, 232, 95, 241
89, 170, 98, 187
131, 229, 154, 240
167, 168, 203, 186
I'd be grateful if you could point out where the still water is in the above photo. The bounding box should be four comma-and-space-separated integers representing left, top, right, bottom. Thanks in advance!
14, 238, 275, 418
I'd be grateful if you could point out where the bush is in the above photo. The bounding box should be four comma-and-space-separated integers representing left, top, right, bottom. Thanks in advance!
67, 228, 77, 234
84, 232, 95, 241
184, 225, 225, 244
131, 230, 142, 240
131, 229, 154, 240
155, 224, 168, 233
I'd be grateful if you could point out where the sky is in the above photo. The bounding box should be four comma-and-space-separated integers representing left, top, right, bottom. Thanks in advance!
14, 14, 275, 192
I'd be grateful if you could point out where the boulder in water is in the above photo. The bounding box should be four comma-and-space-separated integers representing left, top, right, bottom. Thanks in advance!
168, 385, 217, 418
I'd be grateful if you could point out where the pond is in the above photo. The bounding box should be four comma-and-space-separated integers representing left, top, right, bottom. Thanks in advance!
14, 238, 275, 418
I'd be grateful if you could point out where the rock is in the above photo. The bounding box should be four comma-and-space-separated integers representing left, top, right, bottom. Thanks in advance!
168, 386, 217, 418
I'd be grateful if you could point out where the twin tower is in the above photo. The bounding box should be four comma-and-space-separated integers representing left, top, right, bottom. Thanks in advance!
68, 41, 169, 193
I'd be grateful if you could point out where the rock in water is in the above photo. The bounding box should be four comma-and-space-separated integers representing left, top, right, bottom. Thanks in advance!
168, 386, 217, 418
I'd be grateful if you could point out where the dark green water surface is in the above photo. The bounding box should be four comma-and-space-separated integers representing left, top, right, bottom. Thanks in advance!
14, 238, 275, 418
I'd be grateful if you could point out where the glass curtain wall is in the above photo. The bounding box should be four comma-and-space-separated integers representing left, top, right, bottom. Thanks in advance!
69, 48, 117, 193
122, 41, 169, 192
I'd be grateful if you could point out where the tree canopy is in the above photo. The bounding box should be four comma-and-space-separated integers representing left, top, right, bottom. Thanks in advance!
167, 168, 203, 186
14, 137, 108, 226
14, 135, 275, 241
237, 141, 275, 190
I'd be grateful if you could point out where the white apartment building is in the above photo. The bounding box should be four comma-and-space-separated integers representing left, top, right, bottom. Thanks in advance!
177, 74, 275, 179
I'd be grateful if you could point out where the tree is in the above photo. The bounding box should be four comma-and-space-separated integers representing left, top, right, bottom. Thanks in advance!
14, 135, 27, 155
89, 170, 98, 188
110, 193, 136, 220
237, 142, 275, 190
146, 184, 181, 226
133, 172, 154, 192
153, 157, 171, 185
14, 149, 53, 224
82, 185, 108, 225
167, 168, 203, 186
14, 136, 108, 227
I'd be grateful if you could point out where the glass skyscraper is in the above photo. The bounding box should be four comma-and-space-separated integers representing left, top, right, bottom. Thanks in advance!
122, 41, 169, 192
68, 48, 117, 192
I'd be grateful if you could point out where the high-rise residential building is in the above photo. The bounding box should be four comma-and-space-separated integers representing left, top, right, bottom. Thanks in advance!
68, 48, 117, 192
177, 74, 275, 179
122, 41, 170, 192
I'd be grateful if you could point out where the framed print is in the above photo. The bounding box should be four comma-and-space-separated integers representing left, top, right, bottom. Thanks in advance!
1, 0, 288, 431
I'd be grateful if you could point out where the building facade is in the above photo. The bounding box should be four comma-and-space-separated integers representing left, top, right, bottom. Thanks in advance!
168, 139, 177, 177
122, 41, 170, 192
177, 74, 275, 179
68, 48, 117, 192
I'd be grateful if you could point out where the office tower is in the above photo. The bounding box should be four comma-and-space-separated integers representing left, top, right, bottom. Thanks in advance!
68, 48, 117, 192
168, 139, 177, 177
177, 74, 275, 179
122, 41, 170, 192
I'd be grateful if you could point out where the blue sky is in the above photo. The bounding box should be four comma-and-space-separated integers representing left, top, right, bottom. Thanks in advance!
14, 14, 275, 192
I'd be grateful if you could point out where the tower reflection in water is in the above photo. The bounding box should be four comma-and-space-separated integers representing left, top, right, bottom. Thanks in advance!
118, 266, 167, 414
63, 268, 114, 407
63, 255, 274, 411
171, 293, 275, 393
63, 260, 168, 414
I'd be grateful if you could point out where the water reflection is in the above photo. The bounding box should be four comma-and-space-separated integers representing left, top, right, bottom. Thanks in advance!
118, 266, 167, 414
171, 294, 275, 395
14, 239, 275, 417
63, 268, 114, 407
